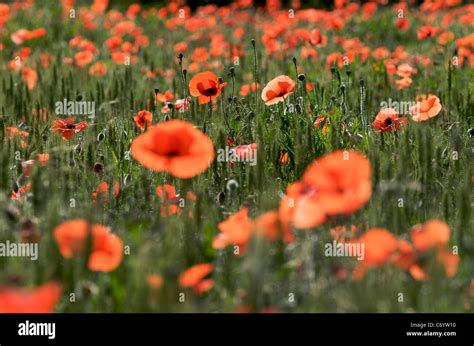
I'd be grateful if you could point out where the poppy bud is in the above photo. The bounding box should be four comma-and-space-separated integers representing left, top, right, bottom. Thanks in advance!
154, 88, 159, 95
226, 179, 239, 192
81, 280, 99, 298
93, 162, 103, 175
74, 143, 82, 154
183, 69, 187, 78
251, 38, 256, 48
346, 69, 352, 77
216, 191, 226, 206
229, 66, 235, 76
177, 53, 184, 60
359, 79, 365, 87
292, 56, 297, 65
20, 218, 41, 243
297, 74, 305, 81
97, 132, 105, 142
124, 173, 132, 186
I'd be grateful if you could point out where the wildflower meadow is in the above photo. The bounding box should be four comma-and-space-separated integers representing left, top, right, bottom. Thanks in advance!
0, 0, 473, 315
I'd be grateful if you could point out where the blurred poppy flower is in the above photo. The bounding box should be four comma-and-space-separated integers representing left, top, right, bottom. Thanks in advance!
417, 25, 440, 40
280, 150, 372, 229
308, 28, 327, 47
214, 207, 254, 250
189, 71, 227, 105
147, 274, 164, 289
409, 94, 442, 122
0, 282, 62, 313
411, 219, 450, 252
54, 219, 123, 272
89, 62, 107, 76
254, 210, 295, 244
372, 108, 407, 132
131, 119, 215, 179
261, 75, 296, 105
21, 67, 37, 90
239, 82, 260, 97
179, 263, 213, 294
51, 118, 88, 140
392, 220, 458, 280
133, 110, 153, 131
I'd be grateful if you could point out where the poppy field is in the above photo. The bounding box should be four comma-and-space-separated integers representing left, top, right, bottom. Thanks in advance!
0, 0, 473, 314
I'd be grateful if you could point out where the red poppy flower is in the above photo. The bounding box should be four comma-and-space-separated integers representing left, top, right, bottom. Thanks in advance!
133, 110, 153, 131
261, 75, 296, 105
417, 25, 440, 40
372, 108, 407, 132
179, 263, 213, 294
54, 219, 123, 272
213, 207, 254, 250
130, 119, 215, 179
409, 94, 442, 122
51, 118, 88, 140
0, 282, 62, 313
279, 150, 372, 229
189, 71, 227, 105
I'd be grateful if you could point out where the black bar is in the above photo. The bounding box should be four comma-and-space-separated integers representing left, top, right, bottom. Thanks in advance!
0, 313, 472, 345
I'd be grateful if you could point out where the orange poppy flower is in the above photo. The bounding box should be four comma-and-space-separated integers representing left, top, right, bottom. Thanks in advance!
261, 75, 296, 106
409, 94, 442, 122
392, 220, 458, 280
133, 110, 153, 131
0, 282, 62, 313
396, 63, 417, 78
54, 219, 123, 272
417, 25, 440, 40
11, 183, 31, 201
372, 108, 407, 132
88, 225, 124, 272
239, 82, 260, 97
189, 71, 227, 105
281, 150, 372, 229
156, 184, 181, 216
213, 207, 254, 250
308, 28, 327, 47
155, 184, 179, 202
179, 263, 213, 294
410, 219, 450, 252
254, 210, 295, 244
356, 228, 399, 267
89, 62, 107, 76
147, 274, 164, 289
37, 153, 50, 166
395, 77, 412, 90
51, 118, 88, 140
75, 50, 94, 67
130, 119, 215, 179
21, 67, 37, 90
